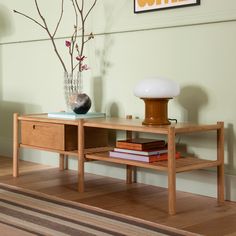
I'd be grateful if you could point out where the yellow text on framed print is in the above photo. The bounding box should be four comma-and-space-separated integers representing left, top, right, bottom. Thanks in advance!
134, 0, 200, 13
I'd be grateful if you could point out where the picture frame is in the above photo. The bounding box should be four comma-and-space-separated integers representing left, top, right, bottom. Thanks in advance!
134, 0, 200, 13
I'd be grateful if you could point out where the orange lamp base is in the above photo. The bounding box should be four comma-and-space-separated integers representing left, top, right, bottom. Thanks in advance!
141, 98, 171, 126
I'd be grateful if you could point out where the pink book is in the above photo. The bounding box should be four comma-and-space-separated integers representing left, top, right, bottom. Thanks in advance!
109, 151, 180, 163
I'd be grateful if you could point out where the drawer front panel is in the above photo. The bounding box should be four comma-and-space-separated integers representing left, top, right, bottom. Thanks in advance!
21, 121, 64, 150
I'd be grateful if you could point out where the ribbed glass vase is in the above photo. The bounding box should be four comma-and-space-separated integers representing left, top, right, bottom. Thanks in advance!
64, 71, 91, 114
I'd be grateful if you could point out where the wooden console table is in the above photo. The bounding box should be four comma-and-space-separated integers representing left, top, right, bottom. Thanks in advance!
13, 113, 225, 215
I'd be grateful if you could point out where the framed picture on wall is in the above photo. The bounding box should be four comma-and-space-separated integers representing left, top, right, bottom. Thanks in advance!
134, 0, 200, 13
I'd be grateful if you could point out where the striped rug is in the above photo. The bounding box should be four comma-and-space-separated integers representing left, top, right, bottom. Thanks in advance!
0, 183, 199, 236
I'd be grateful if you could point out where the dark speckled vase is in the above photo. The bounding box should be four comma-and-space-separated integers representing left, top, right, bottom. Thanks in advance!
69, 92, 91, 114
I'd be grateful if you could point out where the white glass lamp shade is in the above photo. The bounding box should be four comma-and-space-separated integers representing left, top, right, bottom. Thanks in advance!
133, 77, 180, 98
133, 77, 180, 126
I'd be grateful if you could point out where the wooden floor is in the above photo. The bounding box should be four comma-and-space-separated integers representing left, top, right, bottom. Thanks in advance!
1, 156, 236, 236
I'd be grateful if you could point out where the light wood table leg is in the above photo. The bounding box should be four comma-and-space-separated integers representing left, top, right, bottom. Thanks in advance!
65, 155, 69, 170
78, 120, 85, 193
133, 167, 137, 183
168, 126, 176, 215
59, 154, 68, 170
126, 130, 133, 184
126, 165, 133, 184
13, 113, 19, 177
217, 121, 224, 203
59, 154, 65, 170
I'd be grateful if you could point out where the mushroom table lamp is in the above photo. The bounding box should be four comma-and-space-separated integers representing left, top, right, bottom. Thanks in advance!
134, 77, 180, 126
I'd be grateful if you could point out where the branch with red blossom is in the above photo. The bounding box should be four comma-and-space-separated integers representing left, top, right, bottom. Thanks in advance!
14, 0, 97, 75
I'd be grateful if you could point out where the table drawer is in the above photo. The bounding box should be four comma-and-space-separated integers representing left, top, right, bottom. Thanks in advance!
21, 121, 77, 151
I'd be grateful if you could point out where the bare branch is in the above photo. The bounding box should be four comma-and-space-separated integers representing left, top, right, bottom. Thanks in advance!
74, 0, 82, 13
34, 0, 48, 30
81, 0, 84, 11
71, 1, 78, 49
33, 0, 67, 72
72, 0, 78, 36
53, 0, 64, 37
13, 10, 45, 29
70, 28, 76, 72
14, 0, 98, 75
83, 33, 94, 45
73, 62, 80, 71
84, 0, 97, 22
74, 0, 85, 61
14, 3, 67, 72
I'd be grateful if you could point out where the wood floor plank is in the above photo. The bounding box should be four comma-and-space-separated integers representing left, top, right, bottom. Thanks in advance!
184, 213, 236, 236
0, 156, 236, 235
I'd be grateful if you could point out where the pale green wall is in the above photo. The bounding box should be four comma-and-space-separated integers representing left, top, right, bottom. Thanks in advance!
1, 0, 236, 199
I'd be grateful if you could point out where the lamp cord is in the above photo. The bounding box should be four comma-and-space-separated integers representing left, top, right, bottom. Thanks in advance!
168, 118, 177, 123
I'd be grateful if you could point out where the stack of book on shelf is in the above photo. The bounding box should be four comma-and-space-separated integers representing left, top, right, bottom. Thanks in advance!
109, 138, 180, 163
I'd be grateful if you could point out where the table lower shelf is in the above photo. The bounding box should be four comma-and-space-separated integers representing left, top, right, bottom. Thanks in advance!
20, 144, 113, 156
20, 143, 222, 173
85, 151, 221, 173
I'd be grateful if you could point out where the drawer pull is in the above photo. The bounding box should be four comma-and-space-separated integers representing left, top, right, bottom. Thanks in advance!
32, 124, 46, 129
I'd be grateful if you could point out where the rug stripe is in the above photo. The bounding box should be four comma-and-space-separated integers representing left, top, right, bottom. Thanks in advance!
0, 205, 97, 236
0, 184, 200, 236
0, 197, 127, 236
0, 189, 160, 235
0, 185, 181, 235
0, 219, 43, 236
0, 200, 127, 236
0, 198, 159, 236
0, 191, 168, 236
0, 213, 73, 236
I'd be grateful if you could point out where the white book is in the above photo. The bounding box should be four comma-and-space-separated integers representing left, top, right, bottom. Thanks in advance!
48, 112, 105, 119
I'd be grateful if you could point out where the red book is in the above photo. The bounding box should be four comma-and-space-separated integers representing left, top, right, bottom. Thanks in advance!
109, 151, 181, 163
116, 138, 166, 151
